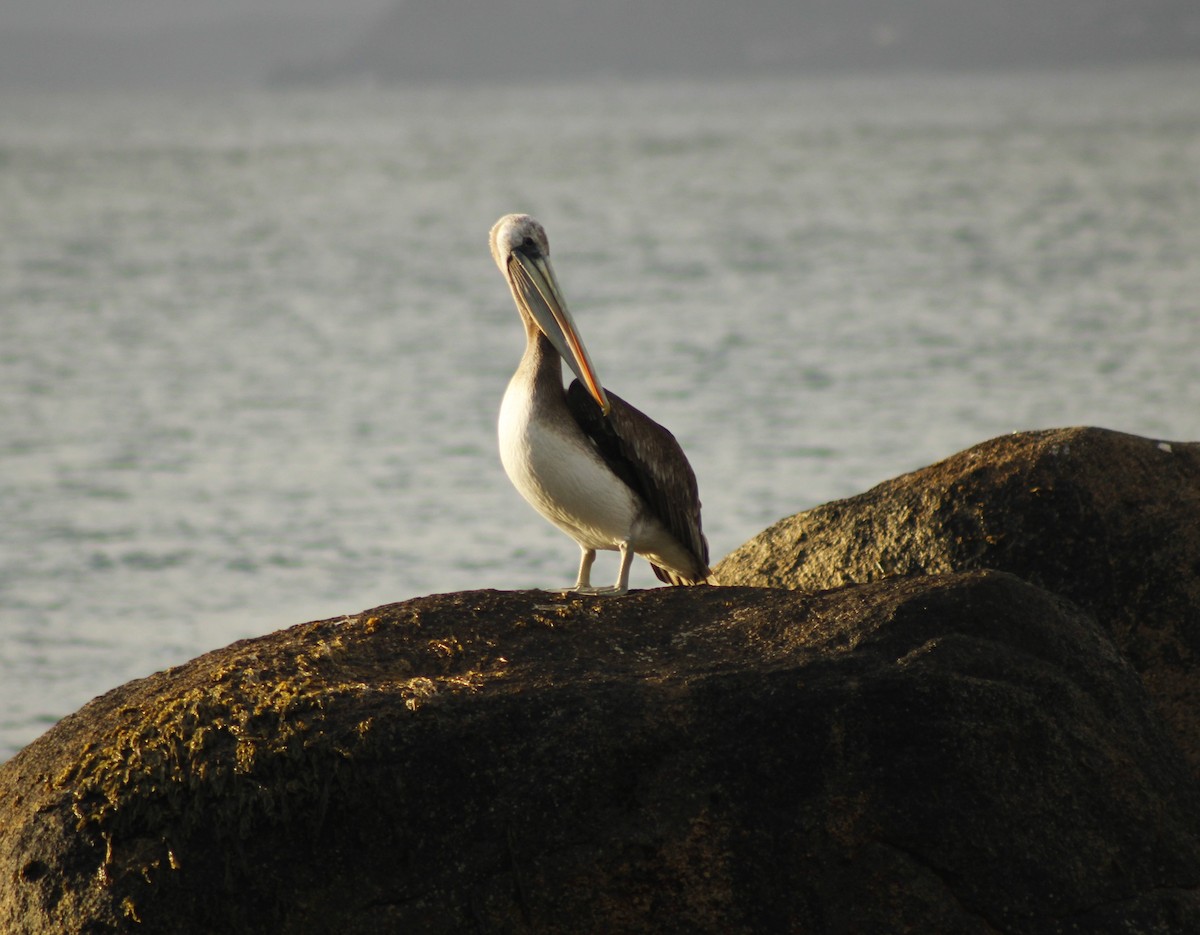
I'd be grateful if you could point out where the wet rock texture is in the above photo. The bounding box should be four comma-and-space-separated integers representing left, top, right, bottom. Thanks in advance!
2, 427, 1199, 933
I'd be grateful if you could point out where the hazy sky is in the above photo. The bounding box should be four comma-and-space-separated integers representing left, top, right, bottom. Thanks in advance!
3, 0, 392, 31
0, 0, 394, 89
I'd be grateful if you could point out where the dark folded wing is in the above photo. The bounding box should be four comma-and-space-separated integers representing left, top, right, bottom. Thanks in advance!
565, 380, 709, 583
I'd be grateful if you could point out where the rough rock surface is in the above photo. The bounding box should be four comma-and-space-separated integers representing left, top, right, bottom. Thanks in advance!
3, 572, 1199, 934
716, 427, 1200, 773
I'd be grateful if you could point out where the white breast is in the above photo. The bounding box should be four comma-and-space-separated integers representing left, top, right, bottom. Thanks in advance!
499, 375, 640, 552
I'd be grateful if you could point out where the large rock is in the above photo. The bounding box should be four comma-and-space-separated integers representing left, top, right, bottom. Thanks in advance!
3, 573, 1199, 933
717, 427, 1200, 774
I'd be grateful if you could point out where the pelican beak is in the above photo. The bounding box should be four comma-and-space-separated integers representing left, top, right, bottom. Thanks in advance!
508, 249, 611, 414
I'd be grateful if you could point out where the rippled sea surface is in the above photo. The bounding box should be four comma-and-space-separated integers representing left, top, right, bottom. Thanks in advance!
2, 66, 1199, 759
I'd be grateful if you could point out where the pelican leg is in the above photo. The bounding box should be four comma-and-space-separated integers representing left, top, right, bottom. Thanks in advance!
574, 546, 597, 590
557, 542, 633, 597
610, 539, 634, 595
552, 546, 597, 594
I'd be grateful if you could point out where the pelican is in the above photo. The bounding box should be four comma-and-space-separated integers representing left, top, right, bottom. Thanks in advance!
490, 213, 714, 595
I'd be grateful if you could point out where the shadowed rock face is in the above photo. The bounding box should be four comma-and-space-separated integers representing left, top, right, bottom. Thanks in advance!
717, 427, 1200, 774
3, 572, 1199, 933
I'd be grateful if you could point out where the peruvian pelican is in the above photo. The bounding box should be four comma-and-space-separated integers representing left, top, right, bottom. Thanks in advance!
490, 213, 714, 594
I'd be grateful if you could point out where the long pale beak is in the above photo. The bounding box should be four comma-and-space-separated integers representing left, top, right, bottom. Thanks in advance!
508, 250, 611, 414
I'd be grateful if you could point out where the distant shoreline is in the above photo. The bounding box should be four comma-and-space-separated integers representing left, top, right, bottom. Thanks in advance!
2, 0, 1198, 91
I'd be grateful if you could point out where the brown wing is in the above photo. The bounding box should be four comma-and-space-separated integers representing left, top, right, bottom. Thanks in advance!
565, 380, 710, 584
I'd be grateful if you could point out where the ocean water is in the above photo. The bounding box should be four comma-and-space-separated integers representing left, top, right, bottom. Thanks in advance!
2, 66, 1199, 760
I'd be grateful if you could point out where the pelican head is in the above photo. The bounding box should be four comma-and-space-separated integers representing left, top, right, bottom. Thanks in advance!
490, 214, 610, 414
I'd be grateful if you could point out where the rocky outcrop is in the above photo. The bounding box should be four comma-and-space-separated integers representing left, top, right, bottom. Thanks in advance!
3, 573, 1199, 933
717, 427, 1200, 775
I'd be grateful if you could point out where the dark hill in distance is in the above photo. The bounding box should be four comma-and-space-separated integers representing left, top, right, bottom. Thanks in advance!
277, 0, 1200, 85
